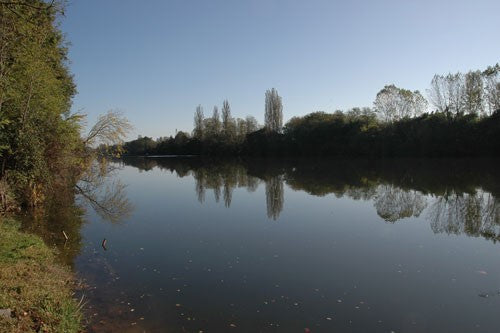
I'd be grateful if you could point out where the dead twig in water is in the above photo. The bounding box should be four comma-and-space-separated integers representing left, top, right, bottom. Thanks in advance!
76, 293, 87, 312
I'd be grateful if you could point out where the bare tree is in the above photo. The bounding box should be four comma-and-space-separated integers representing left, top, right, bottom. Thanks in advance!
447, 73, 465, 115
428, 75, 447, 114
428, 73, 465, 117
483, 64, 500, 115
410, 90, 428, 117
463, 70, 484, 115
374, 85, 427, 122
374, 85, 399, 122
84, 110, 133, 147
264, 88, 283, 132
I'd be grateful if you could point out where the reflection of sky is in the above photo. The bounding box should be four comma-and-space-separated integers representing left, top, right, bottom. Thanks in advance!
78, 164, 500, 332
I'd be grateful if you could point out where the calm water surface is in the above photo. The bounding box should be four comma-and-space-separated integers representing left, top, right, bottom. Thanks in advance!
29, 158, 500, 332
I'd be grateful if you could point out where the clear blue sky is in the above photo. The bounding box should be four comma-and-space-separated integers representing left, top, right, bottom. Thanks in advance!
61, 0, 500, 139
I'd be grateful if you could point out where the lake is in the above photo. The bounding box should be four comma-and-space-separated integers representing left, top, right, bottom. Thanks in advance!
25, 158, 500, 332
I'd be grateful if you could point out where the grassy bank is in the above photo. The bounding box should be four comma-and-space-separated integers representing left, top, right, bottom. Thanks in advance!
0, 217, 82, 333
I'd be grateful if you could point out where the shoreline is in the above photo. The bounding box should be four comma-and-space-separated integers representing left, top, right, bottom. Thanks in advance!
0, 217, 82, 332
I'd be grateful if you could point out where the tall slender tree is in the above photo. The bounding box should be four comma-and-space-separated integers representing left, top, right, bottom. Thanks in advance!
221, 99, 236, 140
211, 106, 221, 135
264, 88, 283, 132
193, 105, 204, 139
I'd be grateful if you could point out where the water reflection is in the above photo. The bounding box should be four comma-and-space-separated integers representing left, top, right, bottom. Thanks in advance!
265, 175, 284, 220
76, 158, 133, 223
121, 157, 500, 241
22, 156, 499, 332
428, 190, 500, 241
192, 163, 260, 207
20, 185, 85, 267
374, 186, 427, 222
21, 159, 133, 267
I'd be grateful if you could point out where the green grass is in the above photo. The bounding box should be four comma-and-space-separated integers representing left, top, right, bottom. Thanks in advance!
0, 218, 82, 332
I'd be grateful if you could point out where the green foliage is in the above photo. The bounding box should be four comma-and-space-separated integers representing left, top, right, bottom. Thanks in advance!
0, 1, 84, 209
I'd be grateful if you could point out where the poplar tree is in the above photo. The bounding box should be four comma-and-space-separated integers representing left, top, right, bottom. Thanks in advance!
193, 105, 204, 139
211, 106, 221, 136
221, 100, 236, 140
264, 88, 283, 132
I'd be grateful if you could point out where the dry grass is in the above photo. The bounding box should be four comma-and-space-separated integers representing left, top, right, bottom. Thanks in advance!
0, 218, 82, 332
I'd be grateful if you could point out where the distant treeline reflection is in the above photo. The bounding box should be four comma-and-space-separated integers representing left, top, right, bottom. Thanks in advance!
120, 157, 500, 242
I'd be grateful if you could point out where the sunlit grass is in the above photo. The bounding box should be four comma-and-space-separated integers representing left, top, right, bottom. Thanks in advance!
0, 218, 82, 332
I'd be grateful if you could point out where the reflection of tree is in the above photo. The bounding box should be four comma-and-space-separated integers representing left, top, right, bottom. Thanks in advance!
120, 157, 500, 238
21, 159, 134, 267
76, 159, 133, 223
132, 158, 158, 172
191, 161, 271, 216
223, 182, 233, 207
222, 165, 237, 208
374, 185, 427, 222
344, 186, 378, 201
194, 169, 206, 203
246, 177, 260, 193
205, 171, 222, 202
428, 191, 500, 241
22, 186, 85, 268
192, 162, 261, 208
79, 181, 132, 222
265, 175, 284, 220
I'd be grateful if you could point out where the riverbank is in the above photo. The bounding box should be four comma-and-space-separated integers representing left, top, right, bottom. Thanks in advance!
0, 217, 82, 333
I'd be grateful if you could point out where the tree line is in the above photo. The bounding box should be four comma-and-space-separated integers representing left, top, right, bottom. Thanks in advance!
121, 64, 499, 157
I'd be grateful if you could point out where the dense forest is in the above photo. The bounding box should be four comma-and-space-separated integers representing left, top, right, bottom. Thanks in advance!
120, 66, 500, 157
